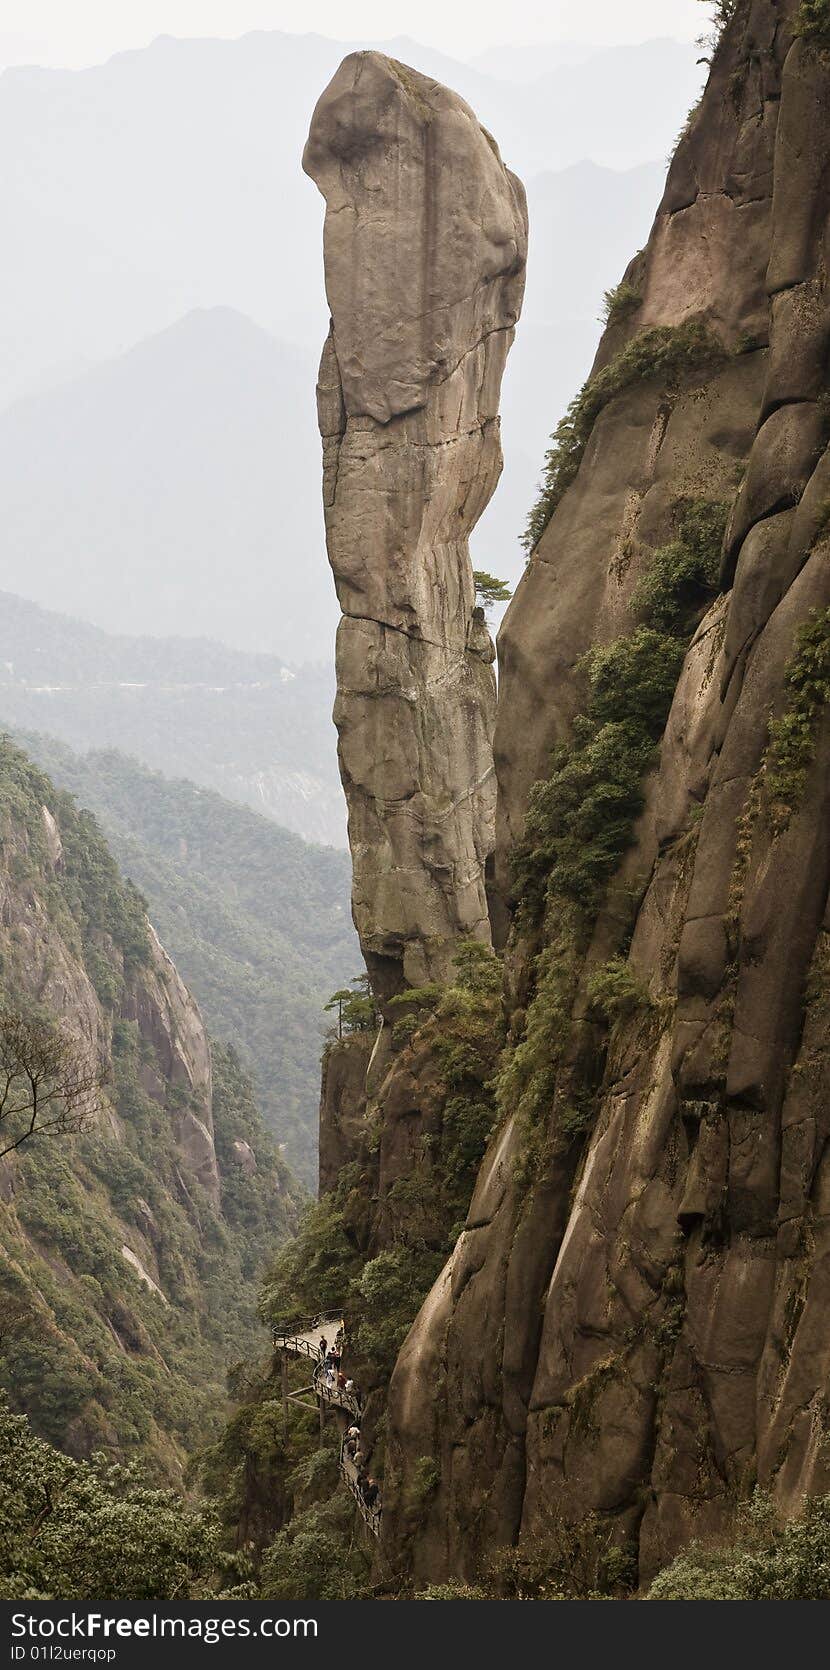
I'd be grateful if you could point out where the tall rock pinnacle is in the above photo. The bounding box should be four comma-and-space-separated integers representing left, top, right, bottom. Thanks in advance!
303, 52, 527, 996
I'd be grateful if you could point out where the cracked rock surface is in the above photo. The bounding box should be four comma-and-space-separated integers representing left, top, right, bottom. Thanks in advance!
383, 1, 830, 1586
304, 52, 527, 995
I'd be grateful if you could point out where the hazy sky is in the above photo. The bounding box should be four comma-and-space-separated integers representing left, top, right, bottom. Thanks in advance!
0, 1, 715, 69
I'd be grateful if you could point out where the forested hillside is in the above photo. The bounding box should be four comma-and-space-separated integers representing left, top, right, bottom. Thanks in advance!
0, 735, 301, 1484
0, 590, 345, 848
12, 731, 359, 1187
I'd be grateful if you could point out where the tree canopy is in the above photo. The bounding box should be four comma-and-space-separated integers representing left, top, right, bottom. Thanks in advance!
473, 571, 513, 617
0, 1399, 228, 1600
324, 974, 378, 1038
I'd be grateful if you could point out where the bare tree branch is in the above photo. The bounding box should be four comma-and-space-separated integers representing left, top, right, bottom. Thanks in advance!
0, 1008, 106, 1160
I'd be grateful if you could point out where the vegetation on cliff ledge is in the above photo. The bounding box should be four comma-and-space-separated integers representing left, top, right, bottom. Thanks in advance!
521, 321, 728, 554
631, 497, 727, 636
505, 498, 727, 1165
512, 495, 727, 924
648, 1491, 830, 1600
600, 280, 642, 327
511, 628, 685, 922
797, 0, 830, 47
761, 605, 830, 833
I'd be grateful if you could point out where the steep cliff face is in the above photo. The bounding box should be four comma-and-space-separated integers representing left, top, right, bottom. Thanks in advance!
385, 1, 830, 1587
0, 736, 299, 1475
0, 740, 219, 1199
304, 52, 527, 997
318, 1032, 374, 1196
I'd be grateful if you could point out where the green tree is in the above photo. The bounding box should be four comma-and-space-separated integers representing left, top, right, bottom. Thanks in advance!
797, 0, 830, 45
0, 1399, 226, 1599
450, 939, 503, 997
696, 0, 737, 50
649, 1492, 830, 1600
473, 571, 513, 619
324, 974, 378, 1038
258, 1499, 370, 1601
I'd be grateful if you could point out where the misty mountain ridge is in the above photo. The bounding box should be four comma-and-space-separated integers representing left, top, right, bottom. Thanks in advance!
0, 158, 666, 655
0, 581, 302, 684
0, 29, 702, 405
0, 588, 346, 848
0, 305, 338, 662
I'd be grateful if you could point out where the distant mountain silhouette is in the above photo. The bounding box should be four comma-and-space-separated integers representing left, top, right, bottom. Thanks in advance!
0, 307, 338, 660
0, 31, 697, 644
0, 30, 701, 402
0, 588, 346, 847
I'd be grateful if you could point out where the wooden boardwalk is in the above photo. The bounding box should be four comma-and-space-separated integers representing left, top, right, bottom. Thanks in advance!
274, 1312, 381, 1537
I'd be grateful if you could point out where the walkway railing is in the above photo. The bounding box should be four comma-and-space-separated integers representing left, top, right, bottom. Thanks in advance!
312, 1362, 363, 1422
273, 1312, 381, 1539
340, 1437, 382, 1539
276, 1334, 320, 1364
272, 1312, 343, 1351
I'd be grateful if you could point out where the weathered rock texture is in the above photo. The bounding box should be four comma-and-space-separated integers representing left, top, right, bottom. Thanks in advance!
384, 1, 830, 1587
318, 1031, 375, 1195
125, 924, 219, 1204
304, 52, 527, 996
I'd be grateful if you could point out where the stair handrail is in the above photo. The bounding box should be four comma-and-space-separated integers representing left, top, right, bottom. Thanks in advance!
272, 1309, 344, 1346
339, 1436, 381, 1539
312, 1361, 363, 1422
276, 1334, 318, 1364
274, 1312, 380, 1537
